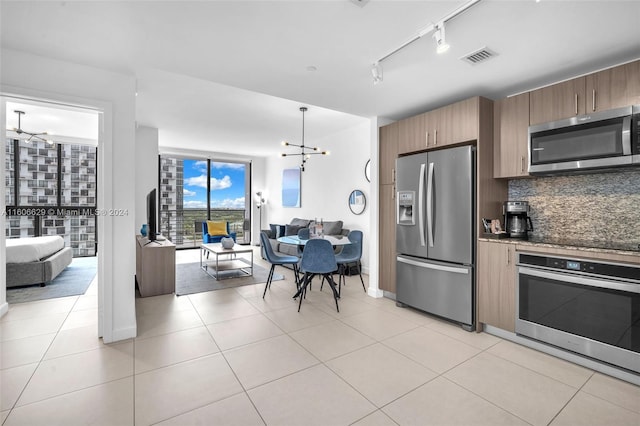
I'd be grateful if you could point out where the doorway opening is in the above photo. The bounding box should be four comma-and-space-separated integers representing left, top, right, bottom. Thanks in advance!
3, 97, 101, 306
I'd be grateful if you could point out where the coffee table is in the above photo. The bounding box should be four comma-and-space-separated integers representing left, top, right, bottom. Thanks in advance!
200, 243, 253, 280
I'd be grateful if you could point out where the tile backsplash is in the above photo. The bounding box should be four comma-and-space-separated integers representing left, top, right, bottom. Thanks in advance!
508, 169, 640, 245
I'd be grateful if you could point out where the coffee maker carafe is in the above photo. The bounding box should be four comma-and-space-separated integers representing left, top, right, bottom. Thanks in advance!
503, 201, 533, 239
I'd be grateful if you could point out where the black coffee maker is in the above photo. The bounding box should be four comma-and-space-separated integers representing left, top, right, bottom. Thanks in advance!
503, 201, 533, 239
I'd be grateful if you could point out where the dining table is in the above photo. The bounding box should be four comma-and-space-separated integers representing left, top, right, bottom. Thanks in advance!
276, 234, 352, 247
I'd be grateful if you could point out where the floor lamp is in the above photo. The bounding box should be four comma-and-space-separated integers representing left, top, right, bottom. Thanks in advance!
256, 191, 266, 245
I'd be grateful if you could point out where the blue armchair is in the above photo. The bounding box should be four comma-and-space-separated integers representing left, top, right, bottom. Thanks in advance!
202, 221, 237, 244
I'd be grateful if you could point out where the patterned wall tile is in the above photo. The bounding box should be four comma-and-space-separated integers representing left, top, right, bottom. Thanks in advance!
508, 169, 640, 245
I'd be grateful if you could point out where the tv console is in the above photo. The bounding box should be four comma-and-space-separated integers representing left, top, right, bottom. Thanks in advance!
135, 235, 176, 297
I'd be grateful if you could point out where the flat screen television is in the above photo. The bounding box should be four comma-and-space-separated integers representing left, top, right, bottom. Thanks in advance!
147, 188, 157, 242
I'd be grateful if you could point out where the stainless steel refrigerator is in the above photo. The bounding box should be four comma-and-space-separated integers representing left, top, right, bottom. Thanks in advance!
396, 145, 475, 330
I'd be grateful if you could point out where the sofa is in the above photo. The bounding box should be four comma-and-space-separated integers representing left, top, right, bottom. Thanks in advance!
6, 236, 73, 288
263, 218, 349, 258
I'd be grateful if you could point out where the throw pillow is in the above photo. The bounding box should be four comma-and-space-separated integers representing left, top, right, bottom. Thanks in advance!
284, 224, 303, 237
289, 218, 311, 227
207, 221, 227, 236
269, 224, 286, 239
321, 220, 343, 235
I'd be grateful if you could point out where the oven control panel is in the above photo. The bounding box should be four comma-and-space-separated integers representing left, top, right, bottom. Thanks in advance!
519, 254, 640, 281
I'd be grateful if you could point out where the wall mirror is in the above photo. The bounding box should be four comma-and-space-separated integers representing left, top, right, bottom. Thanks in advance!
364, 159, 371, 182
349, 190, 366, 215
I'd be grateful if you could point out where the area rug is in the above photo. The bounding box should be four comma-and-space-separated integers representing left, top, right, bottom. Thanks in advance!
6, 256, 98, 304
175, 261, 284, 296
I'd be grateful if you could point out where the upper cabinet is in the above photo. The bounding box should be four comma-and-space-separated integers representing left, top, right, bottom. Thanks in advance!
398, 113, 426, 154
530, 60, 640, 125
379, 122, 399, 185
529, 77, 586, 125
494, 92, 530, 178
439, 97, 479, 146
398, 97, 480, 154
585, 60, 640, 112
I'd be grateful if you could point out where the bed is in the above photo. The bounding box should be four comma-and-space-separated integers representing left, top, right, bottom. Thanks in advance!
6, 236, 73, 288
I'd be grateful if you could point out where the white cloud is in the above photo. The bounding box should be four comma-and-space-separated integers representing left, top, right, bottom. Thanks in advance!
211, 175, 232, 190
193, 160, 208, 172
183, 189, 196, 197
183, 200, 207, 209
211, 162, 245, 170
211, 197, 245, 209
185, 174, 208, 188
185, 174, 232, 190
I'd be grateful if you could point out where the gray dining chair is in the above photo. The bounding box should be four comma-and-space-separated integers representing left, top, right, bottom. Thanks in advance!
260, 231, 300, 298
296, 238, 340, 312
334, 230, 365, 296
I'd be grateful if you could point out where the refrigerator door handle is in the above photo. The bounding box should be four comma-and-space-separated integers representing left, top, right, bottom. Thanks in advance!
426, 162, 434, 247
418, 163, 426, 247
397, 255, 469, 274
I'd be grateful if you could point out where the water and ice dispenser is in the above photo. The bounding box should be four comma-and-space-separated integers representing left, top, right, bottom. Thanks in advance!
397, 191, 415, 225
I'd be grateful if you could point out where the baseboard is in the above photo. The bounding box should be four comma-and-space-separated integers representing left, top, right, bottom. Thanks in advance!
0, 301, 8, 317
367, 287, 384, 298
103, 325, 137, 344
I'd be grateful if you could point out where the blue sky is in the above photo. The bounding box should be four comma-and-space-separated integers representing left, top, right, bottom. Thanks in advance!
182, 160, 246, 209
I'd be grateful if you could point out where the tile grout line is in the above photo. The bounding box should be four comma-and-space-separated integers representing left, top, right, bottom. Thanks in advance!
2, 294, 84, 418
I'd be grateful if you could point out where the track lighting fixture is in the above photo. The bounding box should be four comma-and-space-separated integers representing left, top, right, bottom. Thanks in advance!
433, 23, 450, 54
371, 62, 383, 85
369, 0, 481, 84
280, 107, 329, 172
11, 110, 54, 145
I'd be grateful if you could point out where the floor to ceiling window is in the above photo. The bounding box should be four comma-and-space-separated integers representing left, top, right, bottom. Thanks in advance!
159, 155, 250, 249
4, 138, 98, 256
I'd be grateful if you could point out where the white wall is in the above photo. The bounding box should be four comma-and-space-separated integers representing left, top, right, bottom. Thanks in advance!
1, 48, 137, 342
264, 121, 372, 270
135, 126, 159, 229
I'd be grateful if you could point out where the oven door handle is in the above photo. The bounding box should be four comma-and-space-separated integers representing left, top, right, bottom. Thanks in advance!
519, 266, 640, 294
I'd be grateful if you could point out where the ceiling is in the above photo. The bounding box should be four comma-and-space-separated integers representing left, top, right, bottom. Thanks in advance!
2, 1, 640, 157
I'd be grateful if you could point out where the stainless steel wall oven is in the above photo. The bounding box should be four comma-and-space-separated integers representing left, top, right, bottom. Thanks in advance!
516, 253, 640, 373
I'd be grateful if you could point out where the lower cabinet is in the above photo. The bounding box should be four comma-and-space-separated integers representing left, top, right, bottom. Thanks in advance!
478, 240, 515, 332
379, 184, 396, 293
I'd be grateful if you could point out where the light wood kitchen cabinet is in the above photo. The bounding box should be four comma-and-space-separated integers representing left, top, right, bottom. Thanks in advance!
378, 184, 396, 294
438, 97, 479, 146
529, 77, 586, 125
398, 113, 426, 154
585, 60, 640, 112
398, 97, 482, 154
478, 240, 516, 332
494, 92, 530, 178
379, 122, 399, 185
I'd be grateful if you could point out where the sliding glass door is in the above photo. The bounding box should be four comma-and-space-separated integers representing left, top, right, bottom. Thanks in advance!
159, 155, 250, 249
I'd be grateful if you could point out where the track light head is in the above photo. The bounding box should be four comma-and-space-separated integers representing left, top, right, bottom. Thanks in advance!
371, 62, 383, 84
433, 23, 450, 54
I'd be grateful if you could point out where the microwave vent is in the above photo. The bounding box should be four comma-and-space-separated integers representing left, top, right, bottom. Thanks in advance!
461, 47, 497, 65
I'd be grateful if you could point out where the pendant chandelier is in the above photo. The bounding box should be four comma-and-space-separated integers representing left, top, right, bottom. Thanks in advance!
280, 107, 329, 172
11, 110, 54, 145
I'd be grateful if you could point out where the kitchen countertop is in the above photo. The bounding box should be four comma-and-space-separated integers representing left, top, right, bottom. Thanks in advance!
479, 235, 640, 259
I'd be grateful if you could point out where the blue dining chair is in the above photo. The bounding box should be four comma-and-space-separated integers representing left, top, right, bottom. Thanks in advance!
260, 231, 300, 298
297, 238, 340, 312
334, 230, 365, 296
297, 227, 310, 240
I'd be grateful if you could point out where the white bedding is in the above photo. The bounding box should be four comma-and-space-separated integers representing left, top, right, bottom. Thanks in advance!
6, 236, 65, 263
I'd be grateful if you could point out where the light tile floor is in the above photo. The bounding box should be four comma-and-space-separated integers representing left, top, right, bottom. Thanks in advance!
2, 247, 639, 425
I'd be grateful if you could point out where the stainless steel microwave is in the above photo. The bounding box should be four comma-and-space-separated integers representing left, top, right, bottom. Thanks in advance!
528, 105, 640, 175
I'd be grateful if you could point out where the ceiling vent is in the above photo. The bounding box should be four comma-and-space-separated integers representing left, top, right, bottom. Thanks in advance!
460, 47, 497, 65
349, 0, 370, 7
